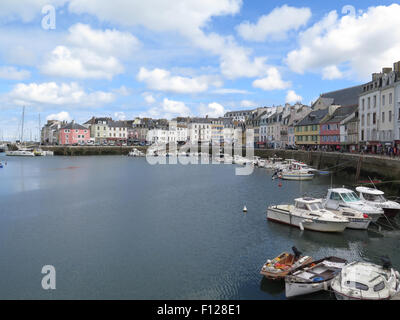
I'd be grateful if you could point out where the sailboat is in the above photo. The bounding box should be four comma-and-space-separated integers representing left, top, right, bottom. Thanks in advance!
6, 106, 35, 157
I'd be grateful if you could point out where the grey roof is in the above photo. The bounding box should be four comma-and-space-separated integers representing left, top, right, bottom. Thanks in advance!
109, 121, 132, 128
61, 122, 87, 130
317, 85, 363, 107
297, 109, 329, 126
322, 105, 358, 124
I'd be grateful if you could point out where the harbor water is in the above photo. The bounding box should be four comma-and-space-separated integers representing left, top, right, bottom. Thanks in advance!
0, 154, 399, 299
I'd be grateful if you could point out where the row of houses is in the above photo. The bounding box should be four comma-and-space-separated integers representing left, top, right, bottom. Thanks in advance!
41, 60, 400, 152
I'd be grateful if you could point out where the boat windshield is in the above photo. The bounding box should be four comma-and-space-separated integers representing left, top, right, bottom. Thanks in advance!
363, 193, 386, 203
308, 203, 323, 211
340, 192, 360, 203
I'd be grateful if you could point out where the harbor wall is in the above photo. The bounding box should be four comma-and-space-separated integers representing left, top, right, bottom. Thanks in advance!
41, 146, 400, 183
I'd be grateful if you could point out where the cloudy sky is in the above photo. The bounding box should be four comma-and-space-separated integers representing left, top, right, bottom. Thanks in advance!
0, 0, 399, 140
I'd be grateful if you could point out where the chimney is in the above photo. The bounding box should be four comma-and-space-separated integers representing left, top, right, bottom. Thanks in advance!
382, 67, 392, 74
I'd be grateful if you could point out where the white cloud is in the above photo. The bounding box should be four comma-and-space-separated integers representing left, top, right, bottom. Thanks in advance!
237, 5, 311, 42
113, 85, 131, 96
140, 98, 192, 119
0, 66, 30, 80
142, 93, 156, 104
67, 23, 140, 58
161, 98, 191, 117
286, 90, 302, 104
322, 65, 343, 80
41, 46, 124, 80
41, 24, 138, 80
241, 100, 256, 107
0, 0, 67, 23
9, 82, 115, 107
137, 67, 221, 94
114, 112, 127, 120
46, 111, 72, 122
67, 0, 242, 34
198, 102, 225, 118
252, 67, 291, 91
66, 0, 272, 80
286, 4, 400, 79
212, 88, 251, 95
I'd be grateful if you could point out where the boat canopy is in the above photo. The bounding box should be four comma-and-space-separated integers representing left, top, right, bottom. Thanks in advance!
356, 187, 385, 196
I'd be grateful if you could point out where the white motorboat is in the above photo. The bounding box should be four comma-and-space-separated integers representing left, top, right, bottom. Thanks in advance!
323, 204, 372, 230
6, 148, 35, 157
279, 170, 314, 181
331, 259, 400, 300
285, 256, 348, 298
356, 187, 400, 218
128, 148, 145, 157
267, 198, 349, 233
324, 188, 384, 222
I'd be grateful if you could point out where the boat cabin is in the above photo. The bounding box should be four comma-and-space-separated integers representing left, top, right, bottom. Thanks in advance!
295, 198, 324, 212
356, 187, 386, 203
325, 188, 361, 208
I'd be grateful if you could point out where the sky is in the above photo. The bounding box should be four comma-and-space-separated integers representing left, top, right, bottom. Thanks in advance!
0, 0, 400, 141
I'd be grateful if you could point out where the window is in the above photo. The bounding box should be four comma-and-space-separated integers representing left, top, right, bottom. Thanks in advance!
368, 97, 371, 109
373, 96, 377, 108
389, 111, 392, 122
346, 281, 369, 291
389, 93, 393, 104
330, 192, 341, 201
362, 99, 365, 110
382, 95, 386, 106
373, 281, 385, 292
373, 113, 376, 125
382, 112, 385, 123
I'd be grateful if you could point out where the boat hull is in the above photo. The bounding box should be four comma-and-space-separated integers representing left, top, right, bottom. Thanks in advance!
6, 151, 35, 157
285, 280, 330, 298
281, 173, 314, 181
267, 208, 348, 233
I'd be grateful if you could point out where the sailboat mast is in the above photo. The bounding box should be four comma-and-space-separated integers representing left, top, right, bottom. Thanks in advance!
39, 114, 41, 144
21, 106, 25, 143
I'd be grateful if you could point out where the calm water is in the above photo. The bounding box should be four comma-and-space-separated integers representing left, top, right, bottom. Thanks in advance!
0, 153, 399, 300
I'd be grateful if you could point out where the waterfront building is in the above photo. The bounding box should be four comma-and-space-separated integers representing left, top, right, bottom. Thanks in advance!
210, 118, 224, 145
295, 109, 330, 148
312, 85, 363, 111
259, 107, 277, 146
108, 121, 130, 143
189, 118, 212, 144
224, 110, 253, 122
287, 105, 312, 147
359, 63, 400, 153
84, 117, 113, 144
41, 120, 65, 145
320, 106, 357, 151
340, 108, 359, 152
59, 121, 90, 145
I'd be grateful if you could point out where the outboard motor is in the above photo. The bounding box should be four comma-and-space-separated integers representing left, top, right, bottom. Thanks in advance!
381, 256, 392, 270
292, 246, 302, 260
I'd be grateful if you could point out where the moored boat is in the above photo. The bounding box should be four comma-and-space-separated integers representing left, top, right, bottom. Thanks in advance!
285, 256, 348, 298
331, 258, 400, 300
356, 187, 400, 218
260, 247, 313, 280
326, 206, 372, 230
267, 198, 349, 233
324, 188, 384, 222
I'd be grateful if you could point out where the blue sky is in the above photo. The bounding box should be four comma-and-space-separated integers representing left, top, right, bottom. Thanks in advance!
0, 0, 399, 141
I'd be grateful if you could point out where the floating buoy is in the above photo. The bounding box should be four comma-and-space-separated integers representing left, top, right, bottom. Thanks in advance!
278, 182, 282, 188
243, 206, 248, 213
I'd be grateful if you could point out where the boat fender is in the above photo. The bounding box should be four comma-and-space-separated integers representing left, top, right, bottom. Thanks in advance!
299, 222, 304, 231
313, 277, 324, 282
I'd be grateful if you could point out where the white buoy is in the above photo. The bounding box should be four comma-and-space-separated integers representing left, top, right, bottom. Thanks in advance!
243, 206, 247, 213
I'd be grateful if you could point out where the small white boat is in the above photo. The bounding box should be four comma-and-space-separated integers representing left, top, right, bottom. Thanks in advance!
267, 198, 349, 233
6, 148, 35, 157
128, 148, 145, 157
331, 259, 400, 300
356, 187, 400, 218
285, 256, 348, 298
325, 205, 372, 230
280, 170, 314, 181
324, 188, 384, 222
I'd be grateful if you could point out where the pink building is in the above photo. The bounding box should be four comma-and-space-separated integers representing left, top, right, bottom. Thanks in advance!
59, 122, 90, 145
